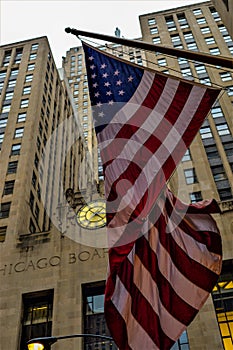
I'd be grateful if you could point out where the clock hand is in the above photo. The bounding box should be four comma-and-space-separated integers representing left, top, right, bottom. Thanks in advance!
88, 207, 105, 220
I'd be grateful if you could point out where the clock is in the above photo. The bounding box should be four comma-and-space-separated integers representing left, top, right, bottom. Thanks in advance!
76, 199, 106, 229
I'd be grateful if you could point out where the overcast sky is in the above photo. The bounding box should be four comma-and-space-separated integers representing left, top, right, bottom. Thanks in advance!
1, 0, 207, 67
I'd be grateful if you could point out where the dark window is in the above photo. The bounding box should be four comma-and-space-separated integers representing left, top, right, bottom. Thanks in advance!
189, 191, 203, 203
3, 180, 15, 195
0, 226, 7, 242
20, 290, 53, 350
0, 202, 11, 218
7, 161, 18, 174
82, 281, 117, 350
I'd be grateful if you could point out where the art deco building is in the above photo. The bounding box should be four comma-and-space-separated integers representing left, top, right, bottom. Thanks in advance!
0, 1, 233, 350
0, 37, 111, 350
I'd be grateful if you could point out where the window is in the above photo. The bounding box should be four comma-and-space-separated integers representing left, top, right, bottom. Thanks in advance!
150, 27, 158, 35
3, 180, 15, 195
184, 168, 197, 184
2, 51, 11, 66
0, 118, 8, 128
211, 165, 227, 181
4, 92, 14, 100
152, 37, 161, 44
227, 86, 233, 97
184, 32, 194, 41
0, 71, 7, 80
29, 53, 37, 60
7, 79, 16, 88
157, 58, 167, 66
171, 331, 190, 349
0, 132, 4, 145
181, 67, 193, 79
82, 282, 117, 350
205, 145, 219, 159
195, 64, 207, 75
220, 72, 232, 82
201, 27, 211, 34
23, 86, 31, 95
20, 290, 53, 350
1, 104, 11, 113
187, 42, 198, 51
211, 106, 224, 118
177, 13, 189, 29
165, 15, 177, 31
14, 127, 24, 138
0, 226, 7, 242
11, 143, 21, 155
197, 17, 206, 24
210, 7, 221, 21
189, 191, 202, 203
7, 161, 18, 174
0, 81, 4, 92
31, 43, 39, 50
148, 18, 156, 26
210, 47, 220, 55
205, 37, 216, 45
14, 49, 23, 64
218, 188, 233, 201
10, 68, 18, 76
0, 202, 11, 218
212, 259, 233, 350
200, 126, 213, 139
182, 149, 191, 162
27, 63, 35, 71
17, 112, 26, 123
193, 8, 202, 15
20, 99, 29, 108
216, 123, 230, 136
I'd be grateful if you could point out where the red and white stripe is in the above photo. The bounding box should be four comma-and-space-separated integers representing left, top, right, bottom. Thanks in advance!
98, 71, 220, 246
105, 189, 222, 350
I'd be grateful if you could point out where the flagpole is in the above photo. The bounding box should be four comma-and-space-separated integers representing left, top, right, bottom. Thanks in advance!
65, 27, 233, 69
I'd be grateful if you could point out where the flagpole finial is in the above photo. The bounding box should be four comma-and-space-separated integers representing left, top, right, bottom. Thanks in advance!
65, 27, 72, 33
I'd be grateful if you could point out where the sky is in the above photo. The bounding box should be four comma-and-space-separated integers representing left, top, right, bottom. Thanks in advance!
1, 0, 207, 68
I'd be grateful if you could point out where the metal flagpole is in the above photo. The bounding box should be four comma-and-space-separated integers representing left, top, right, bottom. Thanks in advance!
65, 27, 233, 69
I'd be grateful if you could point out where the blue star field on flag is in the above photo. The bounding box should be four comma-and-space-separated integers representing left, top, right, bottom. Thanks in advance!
83, 43, 143, 133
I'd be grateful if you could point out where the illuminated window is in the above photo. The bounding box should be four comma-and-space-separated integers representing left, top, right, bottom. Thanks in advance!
212, 260, 233, 350
20, 290, 53, 350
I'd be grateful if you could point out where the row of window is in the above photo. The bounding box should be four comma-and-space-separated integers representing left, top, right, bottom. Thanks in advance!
16, 262, 233, 350
1, 43, 39, 67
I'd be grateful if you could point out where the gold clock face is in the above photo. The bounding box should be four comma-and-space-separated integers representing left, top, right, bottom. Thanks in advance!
77, 199, 106, 229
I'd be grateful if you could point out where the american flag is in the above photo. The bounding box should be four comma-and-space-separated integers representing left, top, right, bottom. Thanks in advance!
83, 42, 222, 349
